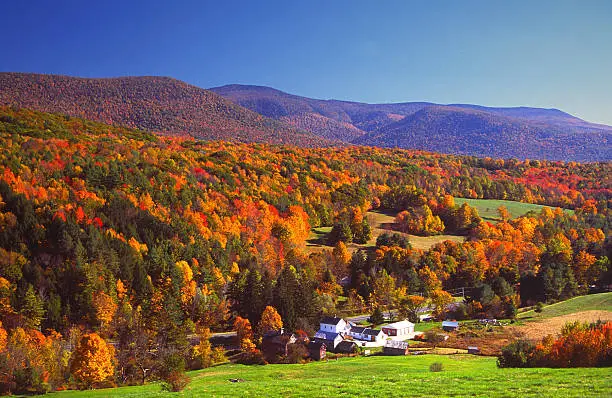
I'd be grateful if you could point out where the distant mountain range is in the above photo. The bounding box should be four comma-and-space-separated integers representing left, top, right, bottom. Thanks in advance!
0, 73, 610, 161
212, 84, 612, 161
0, 73, 330, 147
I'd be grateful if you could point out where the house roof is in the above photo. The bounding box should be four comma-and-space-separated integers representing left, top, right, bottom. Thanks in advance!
320, 316, 344, 326
263, 331, 296, 345
308, 341, 326, 349
314, 331, 341, 341
350, 326, 366, 334
385, 340, 409, 349
442, 320, 459, 328
383, 320, 415, 329
363, 328, 384, 336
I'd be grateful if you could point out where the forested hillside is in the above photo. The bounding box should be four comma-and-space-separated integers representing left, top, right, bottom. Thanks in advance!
0, 107, 610, 392
0, 73, 329, 147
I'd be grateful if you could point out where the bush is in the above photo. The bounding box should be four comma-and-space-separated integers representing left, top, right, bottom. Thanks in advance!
424, 330, 446, 346
211, 346, 227, 364
534, 302, 544, 313
236, 349, 266, 365
161, 371, 190, 392
497, 339, 537, 368
285, 343, 308, 364
429, 362, 444, 372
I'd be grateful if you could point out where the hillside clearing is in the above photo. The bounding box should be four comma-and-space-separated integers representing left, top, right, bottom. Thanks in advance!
51, 355, 611, 397
515, 310, 612, 341
306, 210, 465, 254
518, 293, 612, 321
454, 197, 573, 223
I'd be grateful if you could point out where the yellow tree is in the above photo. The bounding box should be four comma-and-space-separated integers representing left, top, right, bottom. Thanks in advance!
430, 289, 454, 319
0, 320, 6, 352
93, 291, 117, 330
257, 306, 283, 336
497, 205, 511, 222
234, 316, 253, 346
398, 295, 427, 323
70, 333, 115, 388
331, 241, 351, 278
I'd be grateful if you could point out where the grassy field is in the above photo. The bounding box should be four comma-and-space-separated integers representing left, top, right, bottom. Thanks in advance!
454, 197, 573, 223
51, 355, 611, 397
306, 210, 465, 254
518, 292, 612, 321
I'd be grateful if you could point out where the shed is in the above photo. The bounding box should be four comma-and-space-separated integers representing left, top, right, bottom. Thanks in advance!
334, 340, 358, 354
468, 346, 480, 355
441, 320, 459, 332
308, 341, 326, 361
383, 340, 410, 356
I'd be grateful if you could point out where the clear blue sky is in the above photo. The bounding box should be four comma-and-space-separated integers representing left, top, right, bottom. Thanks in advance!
2, 0, 611, 124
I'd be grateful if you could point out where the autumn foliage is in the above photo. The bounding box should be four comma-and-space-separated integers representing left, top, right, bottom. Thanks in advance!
70, 333, 116, 388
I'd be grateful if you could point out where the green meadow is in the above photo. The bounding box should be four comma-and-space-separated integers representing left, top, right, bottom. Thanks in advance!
51, 354, 611, 398
518, 292, 612, 321
453, 197, 573, 223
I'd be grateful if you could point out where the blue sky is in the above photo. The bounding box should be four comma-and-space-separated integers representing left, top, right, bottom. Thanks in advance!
2, 0, 611, 124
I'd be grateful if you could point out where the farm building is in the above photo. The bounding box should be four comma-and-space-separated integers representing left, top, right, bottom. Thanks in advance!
348, 326, 387, 343
383, 340, 410, 356
261, 330, 297, 363
308, 341, 326, 360
468, 346, 480, 354
442, 320, 459, 332
334, 340, 358, 354
318, 316, 351, 335
313, 331, 343, 350
382, 320, 415, 339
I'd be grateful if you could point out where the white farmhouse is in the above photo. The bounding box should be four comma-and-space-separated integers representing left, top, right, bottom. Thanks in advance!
318, 316, 350, 335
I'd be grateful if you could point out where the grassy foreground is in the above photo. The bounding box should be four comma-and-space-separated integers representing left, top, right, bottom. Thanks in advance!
52, 355, 611, 398
518, 292, 612, 321
453, 197, 572, 222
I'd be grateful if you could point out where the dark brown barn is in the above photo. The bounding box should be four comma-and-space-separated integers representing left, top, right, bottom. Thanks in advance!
308, 341, 326, 361
261, 330, 297, 363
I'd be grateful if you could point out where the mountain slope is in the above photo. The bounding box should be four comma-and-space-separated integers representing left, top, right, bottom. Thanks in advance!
213, 84, 612, 161
211, 84, 431, 140
0, 73, 330, 146
354, 106, 611, 161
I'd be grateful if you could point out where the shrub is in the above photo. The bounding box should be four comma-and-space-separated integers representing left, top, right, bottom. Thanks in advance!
424, 330, 446, 347
211, 347, 227, 364
285, 343, 308, 364
534, 302, 544, 313
429, 362, 444, 372
497, 339, 537, 368
160, 371, 190, 392
236, 349, 266, 365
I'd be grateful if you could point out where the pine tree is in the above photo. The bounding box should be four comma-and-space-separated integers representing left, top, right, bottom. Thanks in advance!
21, 285, 44, 330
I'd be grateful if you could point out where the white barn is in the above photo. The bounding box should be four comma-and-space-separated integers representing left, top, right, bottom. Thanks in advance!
382, 320, 415, 339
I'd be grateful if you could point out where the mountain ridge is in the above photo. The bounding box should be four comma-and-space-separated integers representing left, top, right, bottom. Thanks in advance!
212, 84, 612, 161
0, 72, 332, 147
0, 73, 609, 161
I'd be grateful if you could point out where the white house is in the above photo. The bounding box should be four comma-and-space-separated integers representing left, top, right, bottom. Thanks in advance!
313, 331, 343, 349
319, 316, 350, 335
382, 320, 415, 339
349, 326, 387, 343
